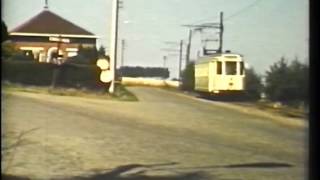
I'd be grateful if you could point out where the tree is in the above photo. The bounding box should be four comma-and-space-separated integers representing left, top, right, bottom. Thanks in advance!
2, 41, 19, 59
2, 20, 9, 42
181, 62, 195, 91
118, 66, 169, 78
265, 56, 309, 106
244, 67, 263, 100
98, 45, 107, 57
71, 44, 98, 64
265, 57, 290, 102
287, 57, 309, 105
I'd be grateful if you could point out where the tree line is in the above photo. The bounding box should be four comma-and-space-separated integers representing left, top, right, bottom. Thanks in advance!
118, 66, 169, 79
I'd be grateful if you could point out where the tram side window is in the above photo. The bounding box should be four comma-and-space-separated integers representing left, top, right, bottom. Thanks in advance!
217, 61, 222, 74
226, 61, 237, 75
240, 62, 244, 75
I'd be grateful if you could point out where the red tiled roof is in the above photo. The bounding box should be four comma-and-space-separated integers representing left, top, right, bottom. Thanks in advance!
10, 9, 95, 36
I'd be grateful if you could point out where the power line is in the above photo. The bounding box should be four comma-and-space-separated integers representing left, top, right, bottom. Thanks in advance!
189, 15, 219, 26
224, 0, 263, 21
187, 0, 262, 25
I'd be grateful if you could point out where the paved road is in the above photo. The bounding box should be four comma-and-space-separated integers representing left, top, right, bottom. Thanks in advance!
2, 86, 307, 180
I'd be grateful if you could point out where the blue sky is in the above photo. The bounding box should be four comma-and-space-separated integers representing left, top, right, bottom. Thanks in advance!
2, 0, 308, 79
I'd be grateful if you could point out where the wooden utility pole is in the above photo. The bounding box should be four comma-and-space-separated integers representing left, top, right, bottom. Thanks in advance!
163, 55, 167, 68
185, 29, 192, 66
44, 0, 48, 9
218, 12, 224, 53
121, 39, 125, 67
50, 39, 61, 89
109, 0, 119, 93
49, 35, 70, 89
178, 40, 183, 80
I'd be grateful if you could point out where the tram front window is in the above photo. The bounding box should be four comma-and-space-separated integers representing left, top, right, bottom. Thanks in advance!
226, 61, 237, 75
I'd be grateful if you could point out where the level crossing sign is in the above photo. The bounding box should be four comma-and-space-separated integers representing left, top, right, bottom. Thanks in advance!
96, 58, 112, 83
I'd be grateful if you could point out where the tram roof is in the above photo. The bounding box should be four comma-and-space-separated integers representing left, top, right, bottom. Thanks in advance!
196, 53, 243, 64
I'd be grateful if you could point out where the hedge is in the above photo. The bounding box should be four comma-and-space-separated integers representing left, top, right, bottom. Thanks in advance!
2, 60, 104, 89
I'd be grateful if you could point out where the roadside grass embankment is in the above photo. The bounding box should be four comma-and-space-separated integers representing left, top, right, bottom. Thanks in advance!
231, 100, 308, 121
2, 82, 138, 102
121, 77, 307, 121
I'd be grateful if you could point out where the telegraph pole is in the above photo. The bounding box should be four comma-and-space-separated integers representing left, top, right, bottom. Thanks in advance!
109, 0, 119, 93
178, 40, 183, 81
185, 29, 192, 66
183, 11, 224, 55
121, 39, 125, 67
162, 40, 185, 80
218, 11, 224, 53
163, 55, 167, 68
44, 0, 48, 9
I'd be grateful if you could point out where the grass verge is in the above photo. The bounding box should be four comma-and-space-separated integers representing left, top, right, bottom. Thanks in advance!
2, 82, 138, 102
233, 100, 307, 120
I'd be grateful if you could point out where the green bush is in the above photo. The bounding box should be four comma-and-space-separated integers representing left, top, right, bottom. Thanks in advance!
77, 44, 98, 65
118, 66, 169, 78
58, 63, 102, 88
2, 60, 55, 85
1, 41, 21, 59
2, 60, 103, 89
2, 20, 9, 43
244, 68, 263, 100
265, 57, 309, 106
181, 62, 195, 91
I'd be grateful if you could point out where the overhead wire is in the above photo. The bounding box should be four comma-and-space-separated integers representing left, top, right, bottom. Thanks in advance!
224, 0, 263, 21
182, 0, 264, 54
187, 0, 263, 25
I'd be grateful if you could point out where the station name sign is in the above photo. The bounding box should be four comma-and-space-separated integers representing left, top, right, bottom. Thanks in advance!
49, 36, 70, 43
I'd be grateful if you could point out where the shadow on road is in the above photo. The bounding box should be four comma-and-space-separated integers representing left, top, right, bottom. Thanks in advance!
1, 174, 31, 180
196, 94, 253, 102
163, 162, 294, 171
1, 161, 293, 180
53, 162, 210, 180
61, 161, 292, 180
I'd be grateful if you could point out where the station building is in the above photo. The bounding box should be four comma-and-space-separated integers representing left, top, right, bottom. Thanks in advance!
9, 7, 98, 63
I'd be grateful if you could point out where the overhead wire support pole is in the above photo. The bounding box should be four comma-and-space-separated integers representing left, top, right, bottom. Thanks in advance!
185, 29, 192, 66
163, 56, 167, 68
182, 25, 209, 65
109, 0, 119, 94
178, 40, 183, 81
162, 40, 184, 81
121, 39, 125, 67
218, 11, 224, 53
44, 0, 48, 9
